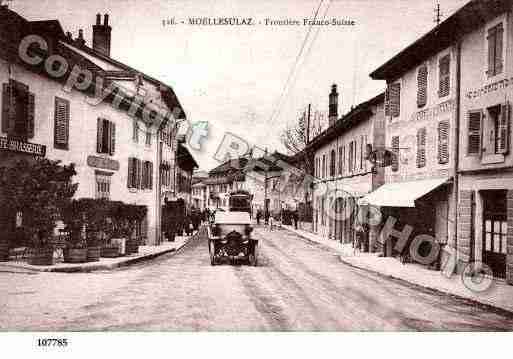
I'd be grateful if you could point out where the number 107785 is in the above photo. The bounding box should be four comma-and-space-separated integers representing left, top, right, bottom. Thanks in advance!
37, 338, 68, 347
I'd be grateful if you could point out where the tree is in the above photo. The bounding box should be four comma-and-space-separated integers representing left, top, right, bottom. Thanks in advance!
0, 158, 78, 248
280, 110, 314, 221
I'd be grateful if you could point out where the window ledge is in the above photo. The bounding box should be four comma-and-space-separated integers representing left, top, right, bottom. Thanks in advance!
481, 154, 505, 165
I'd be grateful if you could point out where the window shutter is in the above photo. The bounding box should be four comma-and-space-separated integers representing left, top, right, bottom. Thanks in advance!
146, 126, 151, 146
143, 161, 148, 189
495, 24, 504, 75
97, 118, 103, 153
417, 65, 428, 108
487, 27, 496, 76
134, 158, 139, 189
133, 120, 138, 142
384, 87, 390, 117
416, 128, 427, 168
149, 161, 153, 190
330, 150, 335, 177
54, 97, 69, 148
127, 157, 134, 188
390, 83, 401, 117
26, 92, 35, 139
341, 146, 345, 174
360, 135, 364, 169
109, 122, 116, 155
348, 143, 352, 172
338, 146, 343, 175
391, 136, 399, 172
467, 111, 482, 155
353, 141, 357, 172
497, 102, 510, 154
137, 159, 143, 189
438, 121, 450, 164
2, 83, 12, 133
439, 55, 450, 98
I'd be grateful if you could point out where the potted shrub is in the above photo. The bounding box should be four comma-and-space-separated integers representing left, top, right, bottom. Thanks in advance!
125, 205, 146, 254
101, 201, 124, 257
62, 201, 88, 264
0, 228, 11, 261
80, 198, 107, 262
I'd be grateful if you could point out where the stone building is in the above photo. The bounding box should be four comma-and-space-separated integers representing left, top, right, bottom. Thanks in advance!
0, 7, 186, 245
362, 0, 513, 281
310, 87, 385, 250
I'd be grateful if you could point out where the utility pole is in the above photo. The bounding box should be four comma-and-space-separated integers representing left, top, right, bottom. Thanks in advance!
434, 2, 442, 25
264, 147, 268, 219
306, 104, 311, 144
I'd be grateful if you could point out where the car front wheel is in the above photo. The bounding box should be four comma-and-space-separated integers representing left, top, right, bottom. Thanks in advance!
248, 242, 258, 266
209, 240, 217, 266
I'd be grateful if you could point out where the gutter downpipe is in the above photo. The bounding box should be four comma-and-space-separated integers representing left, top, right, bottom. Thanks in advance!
450, 40, 462, 271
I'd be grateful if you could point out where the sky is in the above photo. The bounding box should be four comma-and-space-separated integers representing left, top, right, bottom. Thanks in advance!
11, 0, 469, 171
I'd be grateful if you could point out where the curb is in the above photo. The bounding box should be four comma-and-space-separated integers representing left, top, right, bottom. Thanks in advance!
0, 236, 193, 274
337, 255, 513, 318
281, 226, 513, 317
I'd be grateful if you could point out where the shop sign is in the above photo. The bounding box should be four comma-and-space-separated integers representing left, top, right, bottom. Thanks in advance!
465, 77, 513, 100
87, 155, 120, 171
410, 99, 454, 122
0, 137, 46, 156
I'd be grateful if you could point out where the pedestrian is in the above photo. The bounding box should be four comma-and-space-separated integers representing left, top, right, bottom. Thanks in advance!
256, 210, 261, 225
264, 211, 269, 225
293, 210, 298, 229
269, 215, 274, 231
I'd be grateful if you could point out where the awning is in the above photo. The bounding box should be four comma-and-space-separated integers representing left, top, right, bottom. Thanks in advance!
358, 177, 450, 207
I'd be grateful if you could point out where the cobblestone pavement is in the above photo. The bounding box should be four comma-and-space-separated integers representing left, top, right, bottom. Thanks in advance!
1, 226, 513, 331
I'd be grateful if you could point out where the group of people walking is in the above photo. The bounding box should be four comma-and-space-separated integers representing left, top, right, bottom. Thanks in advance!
255, 209, 299, 231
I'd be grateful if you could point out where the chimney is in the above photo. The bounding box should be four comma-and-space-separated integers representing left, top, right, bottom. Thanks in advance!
92, 13, 112, 57
74, 29, 86, 47
328, 84, 339, 126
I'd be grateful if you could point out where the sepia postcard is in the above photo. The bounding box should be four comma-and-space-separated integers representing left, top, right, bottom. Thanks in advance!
0, 0, 512, 357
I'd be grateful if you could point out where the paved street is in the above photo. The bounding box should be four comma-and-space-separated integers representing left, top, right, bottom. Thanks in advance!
1, 226, 513, 331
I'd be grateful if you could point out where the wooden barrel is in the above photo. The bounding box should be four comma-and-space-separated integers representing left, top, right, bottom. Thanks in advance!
101, 245, 119, 258
63, 248, 88, 263
0, 241, 9, 261
125, 240, 139, 254
28, 247, 54, 266
86, 246, 101, 262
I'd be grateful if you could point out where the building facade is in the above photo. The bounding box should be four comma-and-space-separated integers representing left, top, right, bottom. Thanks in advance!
0, 7, 186, 245
457, 0, 513, 280
175, 142, 198, 213
364, 0, 513, 280
311, 88, 385, 251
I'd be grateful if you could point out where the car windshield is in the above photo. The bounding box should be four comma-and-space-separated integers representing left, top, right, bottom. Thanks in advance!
214, 211, 251, 224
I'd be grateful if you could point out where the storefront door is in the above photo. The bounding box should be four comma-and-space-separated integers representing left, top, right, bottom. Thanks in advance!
482, 190, 507, 278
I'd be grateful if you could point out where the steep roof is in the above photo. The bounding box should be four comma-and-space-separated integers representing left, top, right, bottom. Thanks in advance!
370, 0, 509, 80
67, 41, 186, 119
177, 143, 199, 171
0, 6, 186, 121
28, 20, 66, 40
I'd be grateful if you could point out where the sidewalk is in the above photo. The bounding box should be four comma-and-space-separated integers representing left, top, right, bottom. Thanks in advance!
0, 235, 193, 273
283, 224, 513, 314
281, 224, 379, 258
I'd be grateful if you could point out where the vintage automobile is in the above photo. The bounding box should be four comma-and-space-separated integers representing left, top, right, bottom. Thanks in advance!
207, 190, 257, 266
